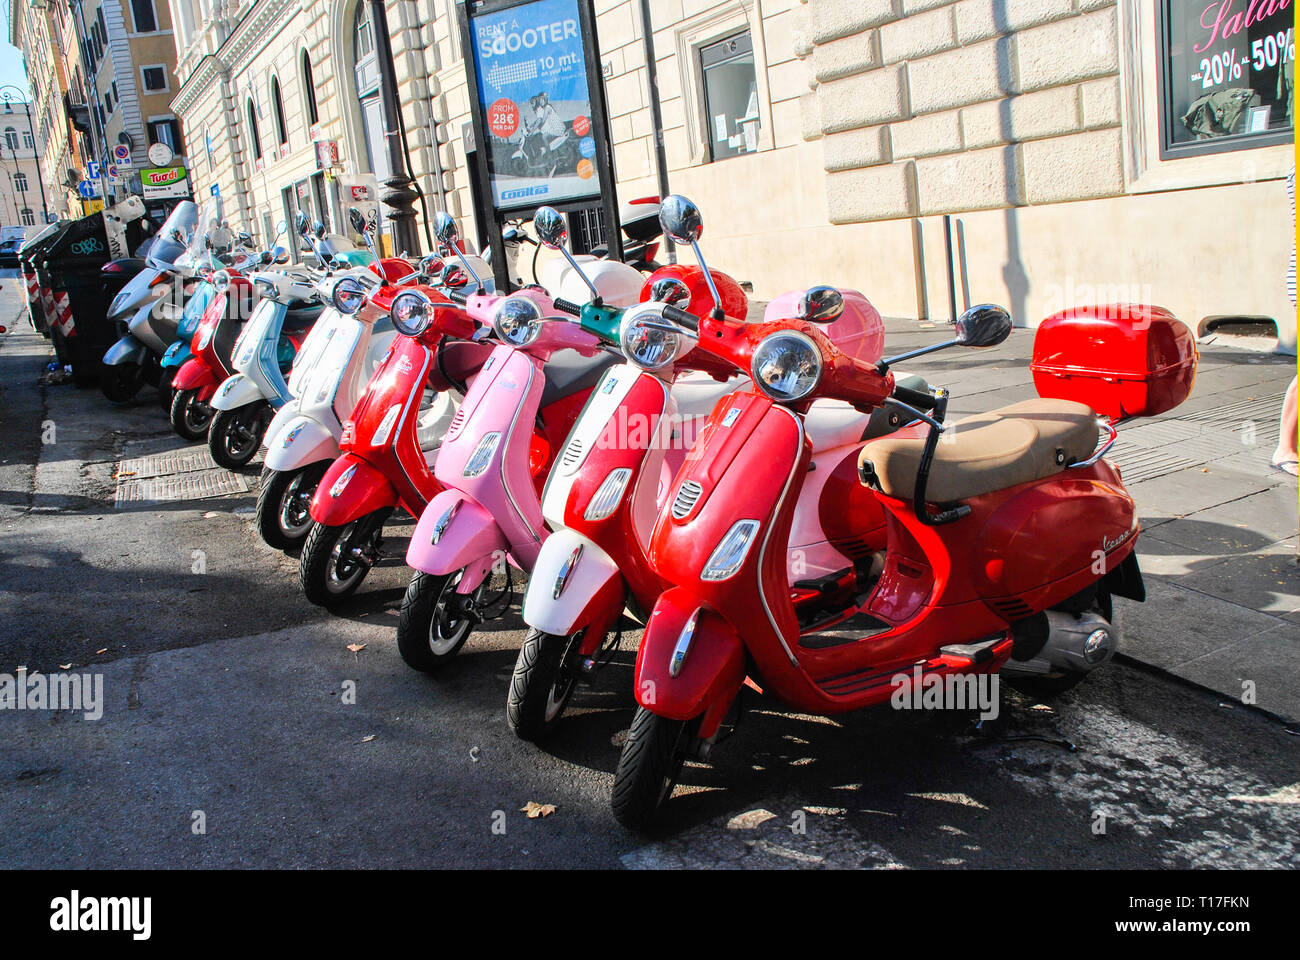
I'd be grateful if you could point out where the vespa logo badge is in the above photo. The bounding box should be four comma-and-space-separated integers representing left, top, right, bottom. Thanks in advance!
396, 355, 413, 375
722, 407, 741, 427
601, 375, 618, 394
284, 423, 305, 448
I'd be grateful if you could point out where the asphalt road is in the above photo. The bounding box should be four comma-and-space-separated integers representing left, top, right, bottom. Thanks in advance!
0, 272, 1296, 869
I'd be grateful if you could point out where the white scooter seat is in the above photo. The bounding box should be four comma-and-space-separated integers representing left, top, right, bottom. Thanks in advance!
672, 372, 748, 418
805, 398, 872, 452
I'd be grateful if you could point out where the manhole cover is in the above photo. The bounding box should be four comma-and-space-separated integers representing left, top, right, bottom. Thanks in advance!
115, 468, 251, 506
117, 448, 220, 479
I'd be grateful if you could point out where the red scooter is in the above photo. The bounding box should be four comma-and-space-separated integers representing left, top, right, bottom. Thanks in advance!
298, 271, 487, 606
610, 196, 1183, 830
169, 268, 258, 440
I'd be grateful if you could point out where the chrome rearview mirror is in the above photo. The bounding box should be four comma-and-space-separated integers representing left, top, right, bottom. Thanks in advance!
532, 207, 568, 250
433, 211, 486, 292
294, 211, 310, 236
348, 207, 367, 234
659, 195, 722, 319
532, 205, 600, 304
955, 304, 1012, 347
797, 286, 844, 324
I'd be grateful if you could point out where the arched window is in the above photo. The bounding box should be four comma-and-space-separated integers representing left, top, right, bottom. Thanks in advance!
2, 127, 17, 150
20, 208, 35, 226
14, 171, 27, 192
301, 50, 318, 128
270, 76, 287, 147
245, 98, 262, 161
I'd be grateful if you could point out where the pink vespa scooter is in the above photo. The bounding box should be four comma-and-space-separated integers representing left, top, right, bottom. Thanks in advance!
395, 213, 642, 671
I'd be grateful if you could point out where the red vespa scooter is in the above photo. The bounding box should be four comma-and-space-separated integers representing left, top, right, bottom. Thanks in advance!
611, 196, 1175, 830
169, 267, 259, 440
298, 271, 488, 606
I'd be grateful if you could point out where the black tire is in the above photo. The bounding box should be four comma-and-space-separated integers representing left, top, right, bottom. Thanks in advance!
506, 628, 582, 741
170, 387, 211, 441
208, 402, 267, 469
158, 368, 176, 411
99, 361, 144, 404
611, 707, 695, 832
256, 463, 326, 550
396, 570, 481, 672
299, 512, 384, 606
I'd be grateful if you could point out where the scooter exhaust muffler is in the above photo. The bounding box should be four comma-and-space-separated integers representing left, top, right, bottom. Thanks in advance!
1003, 609, 1117, 677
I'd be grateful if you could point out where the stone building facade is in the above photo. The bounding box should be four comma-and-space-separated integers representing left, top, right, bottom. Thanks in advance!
166, 0, 1296, 349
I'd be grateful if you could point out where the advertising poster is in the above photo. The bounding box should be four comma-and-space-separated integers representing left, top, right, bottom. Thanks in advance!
1164, 0, 1294, 148
141, 166, 192, 200
468, 0, 602, 211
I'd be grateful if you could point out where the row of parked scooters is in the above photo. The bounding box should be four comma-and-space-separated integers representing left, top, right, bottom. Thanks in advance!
95, 193, 1195, 829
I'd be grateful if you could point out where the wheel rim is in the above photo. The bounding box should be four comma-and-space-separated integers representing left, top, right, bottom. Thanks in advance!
222, 409, 261, 460
277, 472, 315, 536
325, 519, 376, 594
427, 570, 479, 655
185, 396, 211, 432
543, 631, 582, 722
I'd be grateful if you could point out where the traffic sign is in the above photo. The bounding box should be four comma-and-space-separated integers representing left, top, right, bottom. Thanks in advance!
112, 144, 131, 163
210, 184, 220, 197
87, 161, 101, 180
76, 180, 100, 199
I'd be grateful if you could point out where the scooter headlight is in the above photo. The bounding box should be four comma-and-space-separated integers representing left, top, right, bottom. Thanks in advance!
391, 291, 433, 337
701, 519, 761, 581
619, 303, 688, 371
492, 295, 543, 347
751, 330, 822, 403
462, 432, 502, 477
332, 277, 368, 316
212, 269, 232, 293
584, 467, 633, 521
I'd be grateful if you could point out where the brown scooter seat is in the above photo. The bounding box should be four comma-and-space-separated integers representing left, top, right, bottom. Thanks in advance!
858, 399, 1099, 503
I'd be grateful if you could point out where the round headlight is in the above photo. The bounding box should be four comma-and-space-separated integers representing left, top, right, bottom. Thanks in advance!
751, 330, 822, 402
619, 303, 687, 371
332, 277, 367, 315
212, 269, 232, 292
391, 291, 433, 336
492, 295, 543, 346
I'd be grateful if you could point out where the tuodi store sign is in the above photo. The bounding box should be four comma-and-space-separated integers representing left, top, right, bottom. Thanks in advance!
141, 165, 192, 200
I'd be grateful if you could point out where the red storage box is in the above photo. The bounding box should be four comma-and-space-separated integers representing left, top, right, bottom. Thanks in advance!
1031, 304, 1198, 420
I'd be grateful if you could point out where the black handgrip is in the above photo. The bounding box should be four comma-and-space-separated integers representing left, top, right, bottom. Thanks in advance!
893, 385, 937, 411
449, 287, 469, 305
662, 303, 699, 332
553, 297, 582, 316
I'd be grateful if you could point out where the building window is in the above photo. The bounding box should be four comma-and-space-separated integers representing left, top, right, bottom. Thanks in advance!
148, 117, 183, 154
2, 127, 17, 150
104, 92, 114, 115
301, 51, 318, 127
22, 130, 33, 150
131, 0, 157, 33
21, 208, 35, 226
1157, 0, 1295, 159
270, 76, 288, 146
14, 172, 28, 192
245, 99, 262, 161
141, 66, 169, 93
699, 31, 761, 162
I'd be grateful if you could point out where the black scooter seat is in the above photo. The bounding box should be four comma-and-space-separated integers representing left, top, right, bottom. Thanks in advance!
541, 349, 619, 407
284, 301, 325, 331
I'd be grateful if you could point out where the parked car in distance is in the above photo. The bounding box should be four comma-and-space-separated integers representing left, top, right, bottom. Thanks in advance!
0, 238, 22, 268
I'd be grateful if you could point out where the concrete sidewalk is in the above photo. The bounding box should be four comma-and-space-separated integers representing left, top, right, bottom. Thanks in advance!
878, 314, 1299, 722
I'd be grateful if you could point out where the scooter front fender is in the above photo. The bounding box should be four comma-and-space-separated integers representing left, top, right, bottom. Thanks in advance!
407, 489, 509, 579
103, 335, 148, 366
161, 340, 191, 370
172, 358, 216, 394
522, 528, 625, 641
263, 415, 337, 473
636, 587, 746, 735
309, 456, 397, 527
210, 374, 263, 412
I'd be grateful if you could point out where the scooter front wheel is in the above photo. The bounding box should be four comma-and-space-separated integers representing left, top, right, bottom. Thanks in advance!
506, 628, 583, 742
611, 707, 699, 832
299, 510, 387, 606
170, 387, 212, 441
99, 361, 144, 404
256, 463, 327, 551
397, 569, 483, 672
209, 402, 268, 469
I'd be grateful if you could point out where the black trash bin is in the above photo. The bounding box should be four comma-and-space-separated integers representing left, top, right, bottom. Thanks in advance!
41, 214, 115, 387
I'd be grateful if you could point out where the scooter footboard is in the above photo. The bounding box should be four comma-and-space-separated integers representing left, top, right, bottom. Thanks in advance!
407, 490, 509, 579
309, 456, 397, 526
211, 374, 263, 411
635, 588, 746, 735
522, 528, 624, 642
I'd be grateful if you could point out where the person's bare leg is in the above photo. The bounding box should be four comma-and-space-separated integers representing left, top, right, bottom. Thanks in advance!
1271, 375, 1298, 475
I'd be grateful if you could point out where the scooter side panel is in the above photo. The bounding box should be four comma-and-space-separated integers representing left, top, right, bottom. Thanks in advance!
635, 587, 746, 727
103, 335, 148, 366
406, 489, 509, 578
309, 455, 398, 527
210, 373, 263, 411
522, 527, 624, 639
264, 416, 338, 473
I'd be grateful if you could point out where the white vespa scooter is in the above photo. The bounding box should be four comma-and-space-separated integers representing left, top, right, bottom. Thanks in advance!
255, 209, 436, 549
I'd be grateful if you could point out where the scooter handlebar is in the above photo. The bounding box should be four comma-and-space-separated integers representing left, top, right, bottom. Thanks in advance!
661, 303, 699, 333
552, 297, 582, 316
